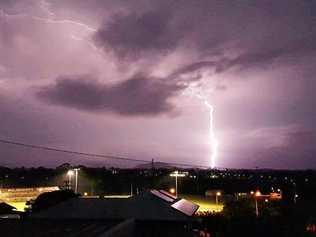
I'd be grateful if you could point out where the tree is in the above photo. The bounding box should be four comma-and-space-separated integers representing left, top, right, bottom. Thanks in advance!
31, 190, 79, 213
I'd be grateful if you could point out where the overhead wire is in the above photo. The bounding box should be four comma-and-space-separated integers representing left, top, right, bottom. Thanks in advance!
0, 138, 209, 169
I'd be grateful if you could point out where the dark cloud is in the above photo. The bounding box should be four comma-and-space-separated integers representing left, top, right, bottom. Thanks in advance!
92, 0, 316, 72
176, 36, 316, 75
261, 130, 316, 169
169, 61, 218, 79
225, 37, 316, 71
36, 74, 184, 116
94, 10, 182, 59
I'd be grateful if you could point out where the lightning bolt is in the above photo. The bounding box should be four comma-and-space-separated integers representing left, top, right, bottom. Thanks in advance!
0, 5, 97, 33
186, 85, 219, 169
0, 7, 98, 51
204, 100, 218, 169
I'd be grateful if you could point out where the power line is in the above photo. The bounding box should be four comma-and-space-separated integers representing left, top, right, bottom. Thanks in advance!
0, 138, 209, 169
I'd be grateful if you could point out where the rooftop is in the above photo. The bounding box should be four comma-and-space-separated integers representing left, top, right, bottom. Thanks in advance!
32, 190, 199, 222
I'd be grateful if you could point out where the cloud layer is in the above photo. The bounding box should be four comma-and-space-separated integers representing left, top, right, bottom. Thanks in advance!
0, 0, 316, 168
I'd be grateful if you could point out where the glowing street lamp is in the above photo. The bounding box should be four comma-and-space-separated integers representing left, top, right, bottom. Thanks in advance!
67, 170, 74, 190
294, 194, 298, 204
170, 171, 186, 198
254, 190, 261, 217
216, 191, 221, 205
74, 168, 80, 193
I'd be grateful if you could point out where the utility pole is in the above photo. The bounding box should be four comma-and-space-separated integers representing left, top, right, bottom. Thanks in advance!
215, 191, 221, 205
151, 159, 155, 189
255, 190, 261, 217
170, 171, 186, 198
130, 183, 133, 196
255, 198, 259, 217
175, 173, 178, 197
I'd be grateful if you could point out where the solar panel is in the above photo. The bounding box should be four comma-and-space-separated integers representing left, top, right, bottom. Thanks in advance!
150, 190, 174, 202
171, 199, 199, 216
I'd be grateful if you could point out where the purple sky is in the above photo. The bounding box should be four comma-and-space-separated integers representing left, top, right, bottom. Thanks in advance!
0, 0, 315, 169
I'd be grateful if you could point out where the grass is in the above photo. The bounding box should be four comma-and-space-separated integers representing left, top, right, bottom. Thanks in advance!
8, 202, 27, 212
179, 194, 224, 213
7, 195, 224, 213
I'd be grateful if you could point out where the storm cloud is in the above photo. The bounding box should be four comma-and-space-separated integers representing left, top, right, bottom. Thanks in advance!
36, 74, 184, 116
94, 11, 183, 59
1, 0, 316, 168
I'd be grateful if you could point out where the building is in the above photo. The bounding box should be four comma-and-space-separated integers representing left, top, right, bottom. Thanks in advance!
22, 189, 199, 236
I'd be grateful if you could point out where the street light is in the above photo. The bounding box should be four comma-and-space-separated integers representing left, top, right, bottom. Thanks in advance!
169, 188, 176, 194
170, 171, 186, 198
216, 191, 221, 205
67, 170, 74, 190
294, 194, 298, 204
255, 190, 261, 217
74, 168, 80, 193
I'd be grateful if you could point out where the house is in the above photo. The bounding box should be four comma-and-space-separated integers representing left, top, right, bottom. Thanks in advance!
0, 202, 21, 219
25, 189, 199, 236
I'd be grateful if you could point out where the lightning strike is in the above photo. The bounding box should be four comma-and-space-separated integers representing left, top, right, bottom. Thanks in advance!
204, 100, 218, 169
31, 17, 97, 32
0, 8, 97, 32
185, 85, 219, 169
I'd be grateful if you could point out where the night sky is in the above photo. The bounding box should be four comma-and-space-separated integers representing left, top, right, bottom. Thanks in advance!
0, 0, 315, 169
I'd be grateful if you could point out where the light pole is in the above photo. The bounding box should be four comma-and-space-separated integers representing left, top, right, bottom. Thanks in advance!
170, 171, 186, 198
67, 170, 74, 190
216, 191, 221, 205
294, 194, 298, 204
255, 190, 261, 217
130, 183, 133, 196
74, 168, 80, 193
